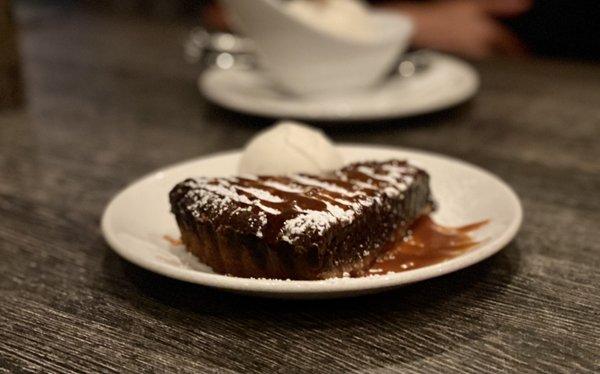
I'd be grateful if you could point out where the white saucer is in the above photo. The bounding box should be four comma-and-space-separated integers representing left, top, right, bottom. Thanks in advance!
101, 145, 521, 299
199, 52, 479, 121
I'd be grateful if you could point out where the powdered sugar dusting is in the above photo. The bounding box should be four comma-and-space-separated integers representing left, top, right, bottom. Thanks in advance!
353, 180, 377, 189
263, 180, 304, 193
334, 197, 366, 210
355, 165, 411, 196
256, 202, 281, 215
290, 175, 357, 196
236, 186, 284, 203
325, 202, 355, 222
200, 182, 253, 205
182, 179, 275, 237
177, 160, 422, 243
280, 201, 357, 244
281, 210, 336, 243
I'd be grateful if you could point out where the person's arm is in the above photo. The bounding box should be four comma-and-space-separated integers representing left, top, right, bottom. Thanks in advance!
376, 0, 532, 58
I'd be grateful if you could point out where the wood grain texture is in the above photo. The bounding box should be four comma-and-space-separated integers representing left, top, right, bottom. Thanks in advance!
1, 2, 599, 373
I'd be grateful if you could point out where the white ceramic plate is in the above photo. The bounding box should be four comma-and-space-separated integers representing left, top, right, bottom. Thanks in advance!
199, 52, 479, 121
101, 145, 521, 299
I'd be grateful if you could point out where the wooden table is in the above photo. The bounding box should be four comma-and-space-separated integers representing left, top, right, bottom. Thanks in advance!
1, 3, 599, 373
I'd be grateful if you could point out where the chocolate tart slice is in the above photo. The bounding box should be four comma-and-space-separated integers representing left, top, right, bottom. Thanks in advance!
169, 160, 434, 280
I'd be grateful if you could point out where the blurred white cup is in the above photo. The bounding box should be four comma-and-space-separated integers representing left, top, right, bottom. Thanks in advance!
221, 0, 413, 96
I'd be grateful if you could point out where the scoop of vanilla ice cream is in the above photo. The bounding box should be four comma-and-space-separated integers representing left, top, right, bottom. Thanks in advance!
286, 0, 375, 41
238, 121, 344, 176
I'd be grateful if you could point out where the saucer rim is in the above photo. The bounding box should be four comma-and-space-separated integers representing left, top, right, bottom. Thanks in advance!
198, 52, 480, 122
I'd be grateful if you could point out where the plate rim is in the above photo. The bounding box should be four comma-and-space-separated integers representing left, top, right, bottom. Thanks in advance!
101, 144, 522, 296
199, 52, 480, 122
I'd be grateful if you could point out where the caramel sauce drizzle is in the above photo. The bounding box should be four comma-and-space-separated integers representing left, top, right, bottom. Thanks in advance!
368, 216, 489, 275
163, 235, 182, 246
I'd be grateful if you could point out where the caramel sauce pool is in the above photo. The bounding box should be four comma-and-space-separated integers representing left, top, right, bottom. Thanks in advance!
165, 216, 488, 277
368, 216, 489, 275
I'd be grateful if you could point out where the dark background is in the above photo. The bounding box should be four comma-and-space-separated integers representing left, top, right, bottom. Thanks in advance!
25, 0, 600, 59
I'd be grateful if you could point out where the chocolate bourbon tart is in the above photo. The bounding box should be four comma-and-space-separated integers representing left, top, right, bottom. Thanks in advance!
169, 160, 434, 280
